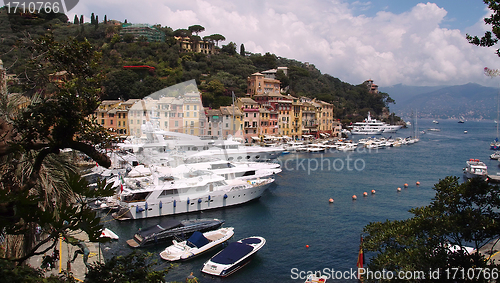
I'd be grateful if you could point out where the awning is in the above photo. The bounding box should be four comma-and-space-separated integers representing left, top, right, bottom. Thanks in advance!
251, 136, 260, 140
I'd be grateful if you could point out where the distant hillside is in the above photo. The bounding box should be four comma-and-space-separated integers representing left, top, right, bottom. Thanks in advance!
379, 84, 449, 106
381, 83, 499, 120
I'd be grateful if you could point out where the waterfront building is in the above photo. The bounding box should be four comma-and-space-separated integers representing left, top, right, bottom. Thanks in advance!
94, 100, 122, 133
237, 97, 260, 143
318, 100, 334, 136
205, 108, 222, 138
259, 107, 270, 137
182, 92, 205, 136
220, 105, 244, 140
128, 98, 156, 137
332, 121, 342, 137
115, 99, 139, 136
301, 101, 317, 137
291, 97, 303, 139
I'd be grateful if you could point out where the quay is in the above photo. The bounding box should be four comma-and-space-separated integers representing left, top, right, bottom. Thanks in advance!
487, 174, 500, 183
28, 230, 105, 281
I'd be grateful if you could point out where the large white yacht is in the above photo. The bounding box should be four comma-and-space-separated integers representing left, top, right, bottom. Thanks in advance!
111, 171, 274, 220
350, 112, 402, 135
463, 159, 488, 180
118, 122, 284, 162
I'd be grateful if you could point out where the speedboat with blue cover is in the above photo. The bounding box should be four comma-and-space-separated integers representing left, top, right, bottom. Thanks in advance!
159, 227, 234, 261
126, 218, 224, 248
201, 236, 266, 277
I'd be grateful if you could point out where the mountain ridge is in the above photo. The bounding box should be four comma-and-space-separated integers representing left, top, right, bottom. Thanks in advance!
380, 83, 499, 120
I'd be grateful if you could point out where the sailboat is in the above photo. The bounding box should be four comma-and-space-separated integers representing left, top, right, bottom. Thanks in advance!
458, 116, 465, 123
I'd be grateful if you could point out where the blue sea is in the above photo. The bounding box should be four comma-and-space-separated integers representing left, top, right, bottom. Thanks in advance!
100, 119, 499, 282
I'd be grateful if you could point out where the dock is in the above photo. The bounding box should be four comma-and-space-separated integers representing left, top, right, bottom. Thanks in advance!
28, 230, 105, 281
487, 174, 500, 183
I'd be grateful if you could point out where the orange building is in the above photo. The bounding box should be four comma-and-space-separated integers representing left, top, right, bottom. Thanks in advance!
247, 72, 281, 97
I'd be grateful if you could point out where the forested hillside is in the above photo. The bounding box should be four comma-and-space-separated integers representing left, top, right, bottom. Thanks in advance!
0, 8, 399, 123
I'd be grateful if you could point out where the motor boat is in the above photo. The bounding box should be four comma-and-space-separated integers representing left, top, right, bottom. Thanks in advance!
349, 112, 401, 135
463, 159, 488, 180
159, 227, 234, 261
100, 228, 119, 240
201, 236, 266, 277
490, 151, 500, 160
111, 171, 274, 220
305, 273, 328, 283
126, 218, 224, 248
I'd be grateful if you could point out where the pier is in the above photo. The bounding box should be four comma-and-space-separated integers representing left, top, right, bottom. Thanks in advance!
28, 230, 104, 281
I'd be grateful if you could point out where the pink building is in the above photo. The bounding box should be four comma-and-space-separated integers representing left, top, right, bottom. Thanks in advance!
237, 97, 260, 143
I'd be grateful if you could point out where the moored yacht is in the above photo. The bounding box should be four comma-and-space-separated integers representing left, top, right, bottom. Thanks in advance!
111, 171, 274, 220
201, 236, 266, 277
463, 159, 488, 179
159, 227, 234, 261
118, 122, 284, 162
126, 218, 225, 248
349, 112, 401, 135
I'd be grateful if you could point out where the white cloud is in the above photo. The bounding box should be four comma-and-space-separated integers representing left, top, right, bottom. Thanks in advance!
68, 0, 500, 87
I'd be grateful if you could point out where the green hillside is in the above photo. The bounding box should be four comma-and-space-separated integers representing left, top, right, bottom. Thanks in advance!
0, 8, 398, 123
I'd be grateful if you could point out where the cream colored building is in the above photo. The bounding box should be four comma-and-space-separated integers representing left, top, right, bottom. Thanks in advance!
183, 92, 205, 136
220, 105, 244, 139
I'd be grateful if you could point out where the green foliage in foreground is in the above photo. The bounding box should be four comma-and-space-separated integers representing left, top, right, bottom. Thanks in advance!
363, 176, 500, 282
85, 252, 173, 283
0, 259, 75, 283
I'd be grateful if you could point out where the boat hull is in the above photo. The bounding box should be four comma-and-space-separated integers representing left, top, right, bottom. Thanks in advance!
126, 219, 224, 248
159, 227, 235, 261
201, 236, 266, 277
112, 179, 273, 220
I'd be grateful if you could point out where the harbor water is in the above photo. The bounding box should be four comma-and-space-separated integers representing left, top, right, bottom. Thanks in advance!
99, 119, 498, 282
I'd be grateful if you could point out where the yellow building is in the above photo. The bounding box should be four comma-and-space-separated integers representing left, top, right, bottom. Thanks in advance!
220, 105, 244, 139
175, 36, 216, 54
94, 100, 122, 133
318, 100, 334, 135
183, 92, 205, 136
290, 97, 303, 139
115, 99, 139, 136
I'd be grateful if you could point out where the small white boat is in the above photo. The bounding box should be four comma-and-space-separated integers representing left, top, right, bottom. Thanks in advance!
305, 273, 328, 283
491, 151, 500, 160
159, 227, 234, 261
201, 236, 266, 277
432, 120, 439, 124
100, 228, 119, 240
463, 159, 488, 179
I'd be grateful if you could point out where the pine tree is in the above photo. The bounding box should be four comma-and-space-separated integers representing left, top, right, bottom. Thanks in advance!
104, 15, 107, 24
74, 15, 79, 25
240, 43, 245, 56
80, 15, 84, 24
91, 13, 95, 24
124, 19, 128, 24
94, 15, 99, 30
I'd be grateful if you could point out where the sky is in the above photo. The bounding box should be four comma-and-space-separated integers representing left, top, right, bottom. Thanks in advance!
66, 0, 500, 87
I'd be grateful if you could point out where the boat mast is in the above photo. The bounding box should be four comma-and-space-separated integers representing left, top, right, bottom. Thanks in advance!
232, 91, 235, 137
497, 87, 499, 139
